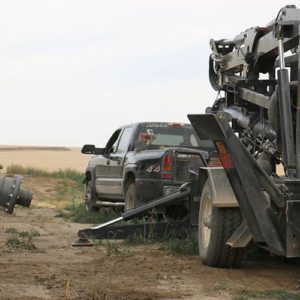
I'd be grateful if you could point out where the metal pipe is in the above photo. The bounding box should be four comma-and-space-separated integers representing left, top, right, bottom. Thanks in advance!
278, 38, 286, 69
91, 217, 123, 230
223, 106, 250, 128
95, 201, 125, 207
296, 25, 300, 177
223, 106, 276, 140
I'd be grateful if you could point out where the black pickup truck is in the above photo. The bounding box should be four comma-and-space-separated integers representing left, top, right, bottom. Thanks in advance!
81, 122, 214, 212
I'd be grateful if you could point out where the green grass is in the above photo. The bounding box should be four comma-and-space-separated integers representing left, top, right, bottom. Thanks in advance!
7, 164, 84, 186
234, 289, 300, 300
158, 230, 198, 255
124, 222, 199, 256
105, 239, 134, 257
5, 228, 40, 251
56, 202, 120, 224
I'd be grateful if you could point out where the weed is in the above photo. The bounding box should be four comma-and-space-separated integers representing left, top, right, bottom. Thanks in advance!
92, 239, 103, 247
234, 289, 300, 300
5, 236, 37, 251
35, 276, 48, 284
4, 228, 40, 251
19, 229, 40, 238
125, 230, 153, 245
106, 240, 121, 256
123, 218, 199, 256
5, 227, 19, 234
105, 239, 133, 257
57, 202, 120, 224
158, 230, 199, 255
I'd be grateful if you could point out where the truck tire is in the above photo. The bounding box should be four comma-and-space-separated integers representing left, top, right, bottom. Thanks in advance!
125, 183, 137, 211
85, 180, 100, 212
198, 180, 244, 268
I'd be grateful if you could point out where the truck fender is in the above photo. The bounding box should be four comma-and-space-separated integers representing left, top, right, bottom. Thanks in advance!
197, 167, 238, 207
84, 168, 95, 185
123, 164, 137, 192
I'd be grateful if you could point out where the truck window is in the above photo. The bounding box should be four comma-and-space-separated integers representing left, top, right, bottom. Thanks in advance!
105, 129, 121, 154
190, 134, 198, 147
133, 123, 202, 149
116, 127, 134, 153
152, 134, 184, 146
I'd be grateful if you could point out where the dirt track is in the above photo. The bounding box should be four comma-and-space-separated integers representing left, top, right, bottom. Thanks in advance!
0, 176, 299, 300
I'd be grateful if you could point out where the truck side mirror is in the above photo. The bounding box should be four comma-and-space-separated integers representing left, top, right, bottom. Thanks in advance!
81, 144, 96, 154
81, 144, 105, 155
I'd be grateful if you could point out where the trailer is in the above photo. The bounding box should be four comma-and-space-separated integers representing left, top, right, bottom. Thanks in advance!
75, 6, 300, 268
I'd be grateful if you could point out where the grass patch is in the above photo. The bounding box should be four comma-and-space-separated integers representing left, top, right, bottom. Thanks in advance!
105, 239, 133, 257
10, 163, 120, 224
5, 236, 37, 251
124, 222, 199, 256
5, 228, 40, 251
56, 202, 120, 224
6, 164, 84, 186
234, 289, 300, 300
158, 230, 198, 255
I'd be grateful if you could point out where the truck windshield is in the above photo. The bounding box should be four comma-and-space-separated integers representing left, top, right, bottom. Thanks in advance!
133, 123, 202, 149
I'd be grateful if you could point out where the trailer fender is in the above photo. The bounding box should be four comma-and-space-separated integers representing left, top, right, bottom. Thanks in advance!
197, 167, 238, 207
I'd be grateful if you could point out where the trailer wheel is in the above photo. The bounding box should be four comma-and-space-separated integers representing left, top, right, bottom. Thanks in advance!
85, 181, 100, 212
198, 180, 244, 268
125, 183, 137, 211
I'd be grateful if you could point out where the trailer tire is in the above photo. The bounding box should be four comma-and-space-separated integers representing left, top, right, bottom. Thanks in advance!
198, 180, 244, 268
85, 180, 100, 212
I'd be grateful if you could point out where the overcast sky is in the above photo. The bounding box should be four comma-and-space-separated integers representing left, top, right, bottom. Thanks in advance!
0, 0, 293, 146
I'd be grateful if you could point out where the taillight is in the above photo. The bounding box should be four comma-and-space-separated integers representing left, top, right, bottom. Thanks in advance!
214, 141, 234, 169
161, 154, 173, 179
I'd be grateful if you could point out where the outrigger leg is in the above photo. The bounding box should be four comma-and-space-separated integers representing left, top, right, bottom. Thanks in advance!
71, 182, 192, 246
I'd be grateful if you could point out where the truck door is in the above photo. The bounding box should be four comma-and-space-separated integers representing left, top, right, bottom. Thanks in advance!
95, 129, 121, 198
106, 126, 135, 197
96, 126, 134, 199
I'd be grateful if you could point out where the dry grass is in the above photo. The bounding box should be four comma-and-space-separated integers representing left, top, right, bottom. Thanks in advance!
0, 145, 90, 172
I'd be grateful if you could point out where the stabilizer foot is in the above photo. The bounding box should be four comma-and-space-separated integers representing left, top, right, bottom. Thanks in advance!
71, 238, 94, 247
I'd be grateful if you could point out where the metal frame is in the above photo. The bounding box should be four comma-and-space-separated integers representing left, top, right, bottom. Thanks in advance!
188, 5, 300, 257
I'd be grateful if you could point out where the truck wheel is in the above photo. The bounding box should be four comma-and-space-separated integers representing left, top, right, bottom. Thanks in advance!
85, 181, 100, 212
198, 180, 244, 268
125, 183, 137, 211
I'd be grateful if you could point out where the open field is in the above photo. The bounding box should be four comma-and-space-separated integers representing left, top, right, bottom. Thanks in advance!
0, 146, 89, 172
0, 175, 300, 299
0, 147, 299, 299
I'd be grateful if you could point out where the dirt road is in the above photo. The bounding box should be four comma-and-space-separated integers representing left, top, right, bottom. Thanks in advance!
0, 177, 299, 300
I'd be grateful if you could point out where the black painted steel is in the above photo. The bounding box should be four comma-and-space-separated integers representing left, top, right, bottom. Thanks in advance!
78, 183, 193, 240
0, 175, 33, 214
188, 114, 286, 255
78, 217, 192, 240
296, 26, 300, 177
277, 69, 296, 174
